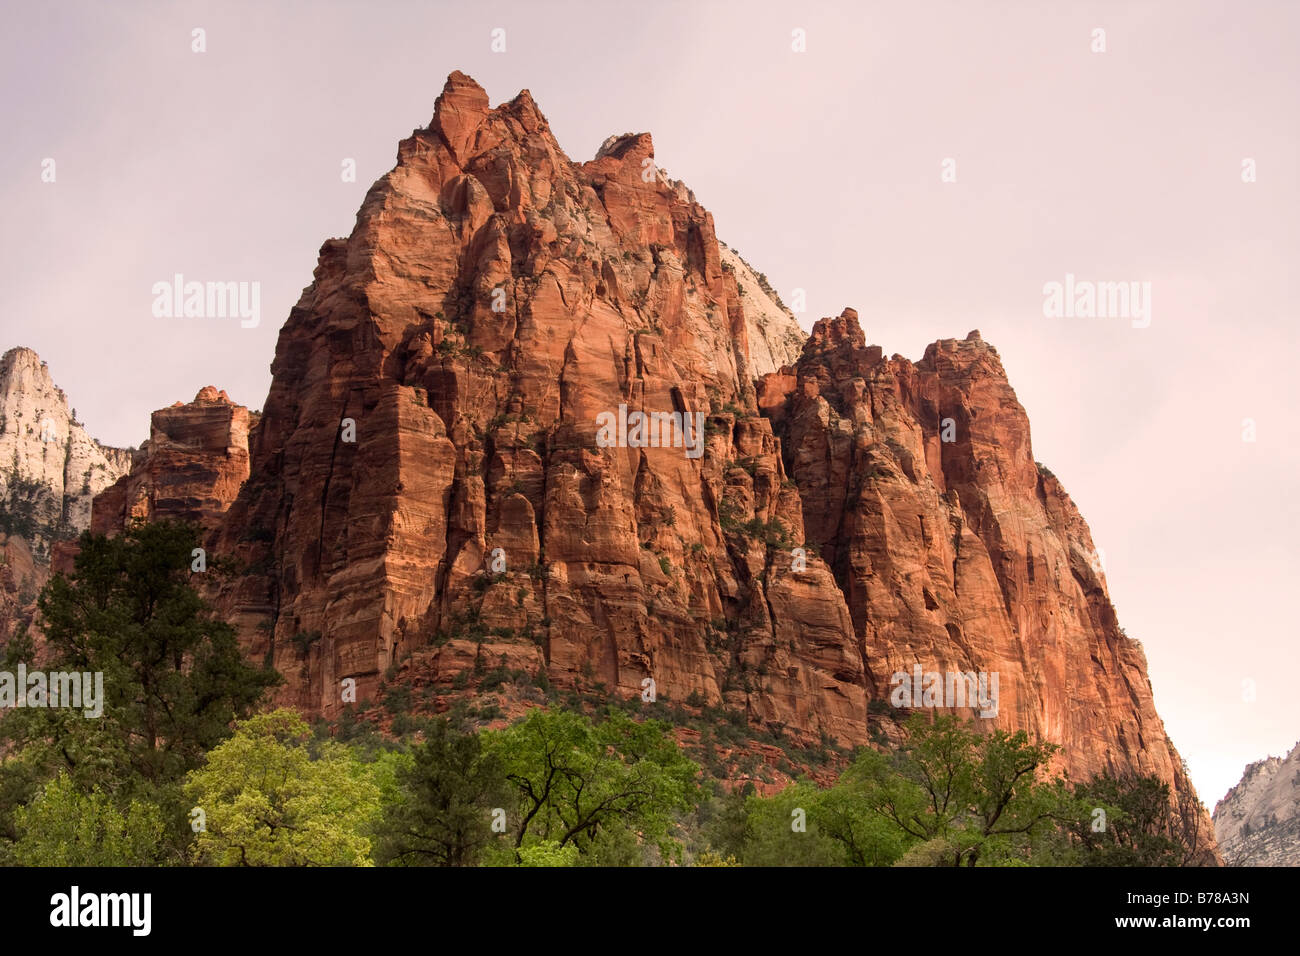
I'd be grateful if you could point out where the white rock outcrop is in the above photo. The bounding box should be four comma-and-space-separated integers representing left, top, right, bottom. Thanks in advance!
0, 347, 132, 559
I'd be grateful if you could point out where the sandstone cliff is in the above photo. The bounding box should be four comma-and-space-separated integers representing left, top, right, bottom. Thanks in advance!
82, 72, 1212, 855
90, 386, 253, 538
718, 242, 805, 376
1213, 741, 1300, 866
760, 312, 1200, 797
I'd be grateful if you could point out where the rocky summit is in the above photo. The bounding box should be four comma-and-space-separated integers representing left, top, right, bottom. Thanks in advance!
0, 347, 131, 556
0, 348, 131, 644
73, 72, 1213, 852
1214, 741, 1300, 866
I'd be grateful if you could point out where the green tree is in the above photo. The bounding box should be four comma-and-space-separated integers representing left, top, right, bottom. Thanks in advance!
815, 775, 913, 866
0, 521, 280, 862
734, 774, 910, 867
692, 782, 751, 861
485, 708, 699, 864
9, 521, 280, 792
740, 780, 844, 866
373, 718, 509, 867
184, 709, 381, 866
1043, 772, 1211, 866
12, 772, 165, 866
847, 714, 1060, 866
0, 755, 41, 865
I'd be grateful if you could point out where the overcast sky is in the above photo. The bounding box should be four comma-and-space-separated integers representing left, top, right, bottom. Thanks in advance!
2, 0, 1296, 807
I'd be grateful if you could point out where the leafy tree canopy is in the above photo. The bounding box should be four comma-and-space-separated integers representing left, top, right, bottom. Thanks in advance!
184, 709, 382, 866
484, 708, 700, 865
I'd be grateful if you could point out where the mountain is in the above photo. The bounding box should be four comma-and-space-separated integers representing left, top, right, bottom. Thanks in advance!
79, 71, 1214, 855
0, 347, 132, 557
0, 347, 132, 643
1213, 741, 1300, 866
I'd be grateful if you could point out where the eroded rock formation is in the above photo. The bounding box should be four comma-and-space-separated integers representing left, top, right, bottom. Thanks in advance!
0, 347, 131, 558
91, 386, 252, 538
759, 309, 1212, 834
75, 72, 1213, 853
1214, 741, 1300, 866
0, 348, 131, 640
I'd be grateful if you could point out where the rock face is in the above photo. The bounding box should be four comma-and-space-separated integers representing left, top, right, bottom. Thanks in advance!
91, 387, 252, 538
1213, 741, 1300, 866
0, 531, 46, 645
210, 71, 826, 722
92, 72, 1210, 853
718, 242, 806, 376
761, 313, 1200, 792
0, 347, 132, 559
0, 347, 131, 642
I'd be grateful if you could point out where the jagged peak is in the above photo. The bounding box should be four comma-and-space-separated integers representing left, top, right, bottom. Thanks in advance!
506, 88, 540, 114
804, 308, 867, 353
920, 330, 1002, 369
436, 70, 489, 107
429, 71, 492, 161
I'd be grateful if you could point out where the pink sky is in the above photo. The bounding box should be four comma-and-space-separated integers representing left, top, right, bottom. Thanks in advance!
2, 0, 1296, 807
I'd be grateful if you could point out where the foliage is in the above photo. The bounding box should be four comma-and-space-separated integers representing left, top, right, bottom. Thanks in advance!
184, 709, 381, 866
12, 772, 165, 866
841, 714, 1061, 866
740, 780, 848, 866
484, 708, 699, 864
1038, 771, 1213, 866
9, 521, 281, 794
373, 718, 508, 866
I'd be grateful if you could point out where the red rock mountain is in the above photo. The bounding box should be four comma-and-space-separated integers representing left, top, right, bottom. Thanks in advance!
88, 72, 1213, 854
